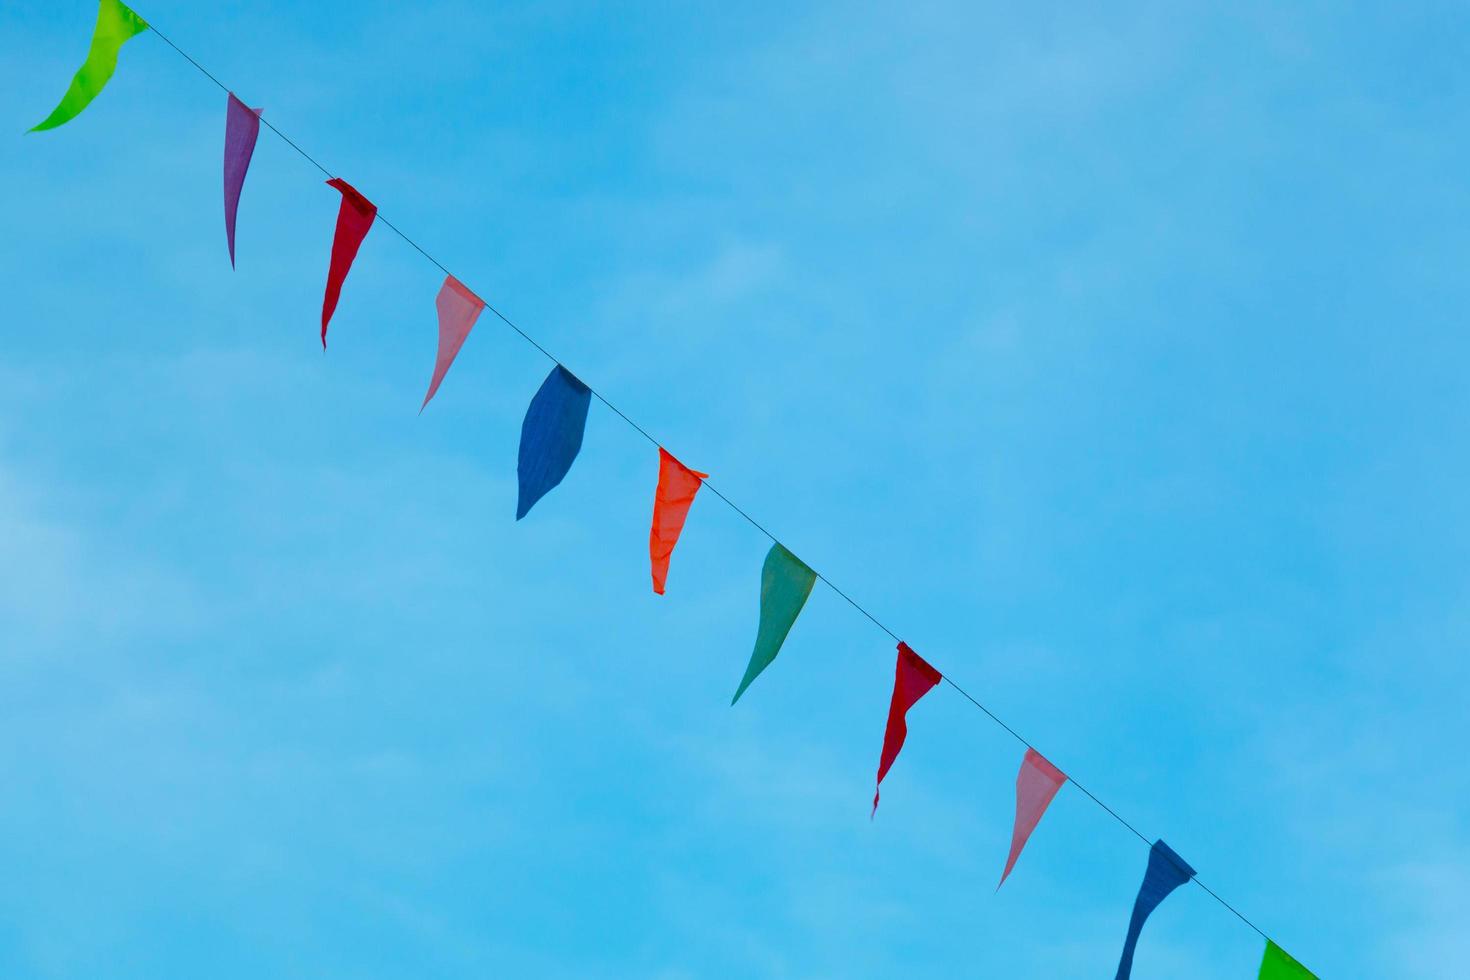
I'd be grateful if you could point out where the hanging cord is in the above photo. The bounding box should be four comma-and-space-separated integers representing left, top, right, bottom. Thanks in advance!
145, 17, 1272, 946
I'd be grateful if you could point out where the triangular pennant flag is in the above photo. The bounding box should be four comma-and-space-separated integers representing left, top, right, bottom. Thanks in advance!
1259, 940, 1316, 979
997, 747, 1067, 888
872, 641, 941, 816
731, 543, 816, 704
30, 0, 148, 132
223, 95, 263, 269
1115, 840, 1196, 980
320, 177, 377, 347
421, 275, 485, 410
516, 365, 592, 519
649, 448, 707, 594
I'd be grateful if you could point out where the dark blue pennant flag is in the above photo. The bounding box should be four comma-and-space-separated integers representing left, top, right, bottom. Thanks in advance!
516, 365, 592, 520
1115, 839, 1196, 979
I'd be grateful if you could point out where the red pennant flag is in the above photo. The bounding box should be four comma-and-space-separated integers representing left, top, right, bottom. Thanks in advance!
649, 448, 708, 594
320, 177, 377, 348
873, 641, 942, 816
998, 747, 1067, 889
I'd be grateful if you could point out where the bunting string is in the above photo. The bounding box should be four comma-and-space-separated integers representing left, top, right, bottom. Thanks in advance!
53, 9, 1302, 972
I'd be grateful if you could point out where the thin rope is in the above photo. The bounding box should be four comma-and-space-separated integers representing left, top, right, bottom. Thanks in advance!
144, 15, 1273, 948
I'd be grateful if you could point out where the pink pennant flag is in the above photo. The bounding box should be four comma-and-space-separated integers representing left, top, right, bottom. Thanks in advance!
421, 275, 486, 410
872, 641, 942, 817
998, 747, 1067, 889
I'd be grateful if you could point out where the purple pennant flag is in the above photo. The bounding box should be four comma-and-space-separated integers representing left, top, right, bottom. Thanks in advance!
223, 94, 263, 268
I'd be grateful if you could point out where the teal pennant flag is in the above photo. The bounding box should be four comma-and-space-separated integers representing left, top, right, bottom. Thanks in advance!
732, 543, 816, 704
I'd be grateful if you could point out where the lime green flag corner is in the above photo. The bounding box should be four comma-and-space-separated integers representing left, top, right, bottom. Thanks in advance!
30, 0, 149, 133
731, 543, 816, 704
1259, 940, 1316, 979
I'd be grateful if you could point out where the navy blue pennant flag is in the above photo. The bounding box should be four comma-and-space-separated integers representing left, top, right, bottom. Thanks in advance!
516, 365, 592, 520
1115, 839, 1196, 979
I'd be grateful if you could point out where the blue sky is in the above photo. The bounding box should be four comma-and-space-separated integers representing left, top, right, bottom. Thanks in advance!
2, 1, 1468, 976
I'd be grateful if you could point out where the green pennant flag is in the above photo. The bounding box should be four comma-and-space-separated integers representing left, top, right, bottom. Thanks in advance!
731, 543, 816, 704
1259, 940, 1316, 979
31, 0, 149, 132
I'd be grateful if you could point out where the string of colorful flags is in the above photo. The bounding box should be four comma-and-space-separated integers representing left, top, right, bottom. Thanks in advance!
25, 4, 1319, 977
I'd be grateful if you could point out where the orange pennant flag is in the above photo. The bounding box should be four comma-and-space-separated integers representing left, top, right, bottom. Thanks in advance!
649, 448, 707, 594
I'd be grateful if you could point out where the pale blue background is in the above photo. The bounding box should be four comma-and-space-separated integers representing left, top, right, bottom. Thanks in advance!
2, 2, 1467, 977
